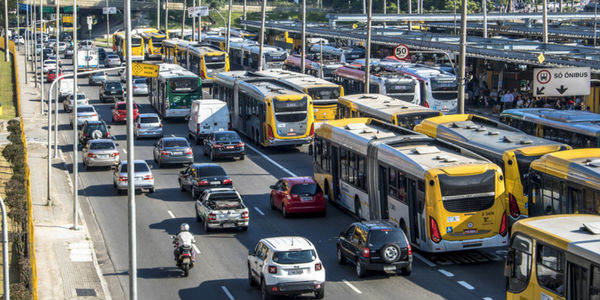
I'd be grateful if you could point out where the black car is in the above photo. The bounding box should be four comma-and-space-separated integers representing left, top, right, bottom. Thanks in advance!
203, 131, 245, 161
42, 47, 54, 61
97, 48, 106, 66
79, 120, 112, 146
178, 163, 232, 199
337, 221, 412, 277
64, 45, 74, 59
99, 81, 125, 102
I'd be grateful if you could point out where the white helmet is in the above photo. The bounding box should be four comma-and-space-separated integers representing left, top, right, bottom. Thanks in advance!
180, 223, 190, 232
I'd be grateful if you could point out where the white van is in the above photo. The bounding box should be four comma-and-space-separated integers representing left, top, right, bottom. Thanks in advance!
187, 99, 230, 144
59, 78, 74, 101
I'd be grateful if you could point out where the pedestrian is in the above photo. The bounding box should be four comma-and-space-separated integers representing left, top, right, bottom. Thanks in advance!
566, 98, 575, 110
501, 89, 514, 111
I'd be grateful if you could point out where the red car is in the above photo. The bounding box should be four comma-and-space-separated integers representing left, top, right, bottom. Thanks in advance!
47, 68, 62, 83
269, 177, 326, 217
112, 101, 139, 124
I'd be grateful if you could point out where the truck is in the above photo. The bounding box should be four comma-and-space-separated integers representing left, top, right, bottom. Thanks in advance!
77, 47, 99, 73
59, 78, 74, 101
195, 188, 249, 232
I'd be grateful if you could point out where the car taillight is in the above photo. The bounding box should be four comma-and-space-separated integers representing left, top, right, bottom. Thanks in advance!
241, 211, 249, 219
143, 175, 153, 180
309, 123, 315, 136
407, 244, 412, 256
197, 180, 209, 186
185, 148, 193, 155
268, 266, 277, 274
315, 263, 322, 271
237, 142, 245, 148
133, 85, 137, 88
222, 179, 232, 185
228, 122, 231, 130
119, 176, 127, 182
267, 126, 274, 140
430, 216, 441, 243
87, 153, 96, 158
91, 113, 97, 117
106, 132, 110, 137
112, 152, 119, 157
499, 212, 508, 237
508, 193, 520, 219
159, 123, 163, 128
208, 213, 216, 221
362, 248, 370, 258
161, 151, 168, 156
137, 124, 140, 129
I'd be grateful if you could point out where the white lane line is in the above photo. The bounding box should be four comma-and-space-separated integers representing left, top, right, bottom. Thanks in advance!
482, 297, 493, 300
244, 144, 297, 177
413, 253, 436, 267
167, 210, 176, 219
457, 281, 475, 290
122, 149, 127, 154
254, 207, 265, 216
438, 269, 454, 277
192, 244, 201, 254
342, 279, 362, 294
221, 286, 235, 300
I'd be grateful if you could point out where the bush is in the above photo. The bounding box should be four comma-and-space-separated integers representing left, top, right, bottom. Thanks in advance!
9, 282, 31, 300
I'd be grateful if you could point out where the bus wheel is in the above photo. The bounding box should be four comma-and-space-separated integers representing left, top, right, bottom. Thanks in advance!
354, 197, 362, 220
400, 220, 408, 236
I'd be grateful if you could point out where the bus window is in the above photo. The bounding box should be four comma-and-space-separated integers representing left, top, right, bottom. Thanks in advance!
389, 169, 397, 198
568, 262, 587, 300
348, 152, 356, 185
506, 234, 532, 293
340, 149, 348, 182
590, 266, 600, 300
322, 141, 330, 172
536, 243, 565, 297
357, 156, 366, 190
315, 138, 322, 165
540, 176, 564, 214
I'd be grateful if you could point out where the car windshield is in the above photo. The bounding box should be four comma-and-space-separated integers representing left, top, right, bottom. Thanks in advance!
79, 107, 95, 113
140, 117, 160, 124
76, 94, 86, 100
164, 140, 188, 148
116, 103, 126, 110
290, 183, 321, 196
120, 162, 150, 173
107, 55, 118, 58
272, 250, 316, 264
134, 79, 146, 84
368, 229, 407, 248
214, 132, 240, 141
195, 166, 226, 176
90, 142, 115, 150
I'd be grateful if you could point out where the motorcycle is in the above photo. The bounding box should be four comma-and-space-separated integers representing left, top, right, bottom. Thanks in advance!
172, 236, 195, 277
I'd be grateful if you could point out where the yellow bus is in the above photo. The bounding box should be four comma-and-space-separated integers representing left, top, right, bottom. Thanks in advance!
414, 114, 571, 225
161, 39, 180, 64
505, 214, 600, 300
113, 32, 144, 61
140, 31, 167, 60
313, 117, 508, 252
337, 93, 442, 129
174, 41, 230, 87
527, 149, 600, 216
213, 71, 315, 147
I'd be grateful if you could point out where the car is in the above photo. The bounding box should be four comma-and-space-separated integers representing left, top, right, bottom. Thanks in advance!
46, 68, 62, 83
105, 54, 121, 68
88, 71, 107, 86
337, 221, 413, 277
132, 78, 149, 95
79, 120, 111, 146
99, 81, 125, 102
60, 32, 72, 42
112, 160, 155, 194
42, 59, 57, 73
195, 188, 249, 232
135, 113, 163, 139
35, 44, 42, 55
47, 38, 57, 48
70, 104, 99, 128
269, 177, 326, 217
97, 48, 106, 65
47, 55, 62, 65
13, 35, 24, 45
112, 101, 139, 123
64, 45, 74, 58
57, 42, 67, 53
42, 48, 54, 61
153, 136, 193, 167
178, 163, 232, 199
120, 68, 128, 82
63, 92, 89, 113
248, 236, 325, 300
82, 139, 119, 168
203, 131, 245, 161
79, 40, 93, 48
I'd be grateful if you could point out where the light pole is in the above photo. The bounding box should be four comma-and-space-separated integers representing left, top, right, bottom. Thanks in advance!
365, 0, 372, 93
157, 0, 160, 30
226, 0, 231, 53
483, 0, 487, 38
457, 0, 467, 114
56, 0, 60, 75
257, 0, 266, 71
106, 0, 110, 45
33, 0, 37, 88
243, 0, 246, 30
72, 0, 79, 231
165, 0, 168, 34
197, 0, 201, 42
25, 0, 29, 84
4, 0, 9, 62
180, 0, 185, 39
40, 0, 44, 115
0, 196, 8, 300
301, 0, 305, 73
542, 0, 548, 43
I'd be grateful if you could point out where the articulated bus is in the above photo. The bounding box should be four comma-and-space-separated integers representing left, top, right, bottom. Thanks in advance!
313, 118, 508, 252
240, 44, 288, 70
113, 32, 144, 61
414, 114, 571, 225
162, 39, 180, 64
149, 64, 203, 118
505, 214, 600, 300
213, 71, 315, 147
283, 55, 344, 81
168, 40, 230, 87
526, 149, 600, 217
140, 31, 167, 60
229, 38, 257, 66
500, 108, 600, 148
308, 44, 365, 63
337, 93, 442, 129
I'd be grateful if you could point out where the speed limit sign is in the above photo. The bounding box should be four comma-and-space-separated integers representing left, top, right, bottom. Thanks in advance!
394, 44, 410, 60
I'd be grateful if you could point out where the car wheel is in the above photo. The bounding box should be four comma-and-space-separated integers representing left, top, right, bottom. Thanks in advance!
157, 161, 162, 168
179, 180, 185, 192
210, 150, 215, 161
203, 218, 211, 233
203, 146, 208, 156
355, 259, 366, 278
239, 154, 245, 160
400, 264, 412, 276
270, 195, 275, 210
319, 209, 326, 217
260, 279, 271, 300
248, 265, 257, 287
354, 197, 362, 220
315, 287, 325, 299
240, 226, 248, 231
195, 209, 201, 222
282, 204, 288, 218
381, 244, 400, 264
149, 187, 155, 193
191, 187, 197, 199
336, 247, 346, 265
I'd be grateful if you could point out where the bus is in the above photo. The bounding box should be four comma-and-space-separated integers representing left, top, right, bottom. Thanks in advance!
229, 38, 257, 66
308, 44, 365, 63
149, 64, 203, 118
161, 39, 180, 64
505, 214, 600, 300
337, 93, 442, 129
283, 55, 344, 81
213, 71, 315, 147
313, 117, 508, 252
414, 114, 571, 225
140, 31, 167, 60
500, 108, 600, 148
113, 32, 144, 61
240, 44, 288, 70
173, 41, 230, 87
526, 149, 600, 217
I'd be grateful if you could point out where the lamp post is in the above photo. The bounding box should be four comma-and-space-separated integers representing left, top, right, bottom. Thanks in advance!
364, 0, 372, 93
301, 0, 305, 73
72, 0, 79, 231
257, 0, 266, 71
457, 0, 467, 114
0, 196, 8, 300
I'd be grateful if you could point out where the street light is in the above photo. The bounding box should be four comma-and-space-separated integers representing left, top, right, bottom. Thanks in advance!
0, 196, 8, 300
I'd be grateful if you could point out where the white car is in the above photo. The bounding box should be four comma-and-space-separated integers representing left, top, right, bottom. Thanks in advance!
70, 104, 99, 127
63, 92, 89, 113
248, 236, 325, 300
13, 35, 24, 45
58, 42, 67, 53
43, 60, 57, 73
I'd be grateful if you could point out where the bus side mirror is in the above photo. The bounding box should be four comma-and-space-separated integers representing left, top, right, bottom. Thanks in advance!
308, 144, 313, 156
504, 248, 515, 277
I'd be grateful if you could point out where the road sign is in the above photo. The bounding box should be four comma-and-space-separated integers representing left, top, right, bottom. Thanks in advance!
42, 6, 55, 13
103, 7, 117, 14
63, 5, 79, 13
533, 67, 591, 97
537, 53, 545, 64
188, 6, 209, 17
62, 15, 73, 23
394, 44, 410, 60
132, 63, 159, 78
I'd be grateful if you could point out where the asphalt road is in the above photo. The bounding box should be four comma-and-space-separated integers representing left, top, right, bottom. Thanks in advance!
46, 54, 508, 300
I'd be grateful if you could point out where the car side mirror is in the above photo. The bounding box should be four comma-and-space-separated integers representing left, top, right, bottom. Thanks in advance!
111, 165, 117, 170
308, 144, 313, 156
248, 249, 255, 256
269, 185, 276, 190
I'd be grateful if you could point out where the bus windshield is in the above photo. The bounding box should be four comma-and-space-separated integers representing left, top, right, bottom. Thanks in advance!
131, 37, 142, 47
151, 37, 165, 47
265, 52, 287, 62
308, 87, 340, 100
438, 170, 496, 213
431, 78, 458, 100
205, 54, 226, 69
170, 78, 198, 93
273, 97, 308, 123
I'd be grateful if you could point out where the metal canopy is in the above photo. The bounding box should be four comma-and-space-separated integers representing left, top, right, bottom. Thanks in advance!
327, 13, 599, 24
426, 22, 600, 40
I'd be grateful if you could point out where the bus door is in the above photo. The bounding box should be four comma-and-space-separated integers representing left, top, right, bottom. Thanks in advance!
536, 124, 543, 138
378, 165, 389, 219
568, 186, 582, 213
331, 145, 340, 202
407, 178, 420, 245
528, 173, 544, 217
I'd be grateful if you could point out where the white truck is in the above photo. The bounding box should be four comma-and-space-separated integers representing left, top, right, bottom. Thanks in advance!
59, 78, 74, 101
77, 47, 99, 72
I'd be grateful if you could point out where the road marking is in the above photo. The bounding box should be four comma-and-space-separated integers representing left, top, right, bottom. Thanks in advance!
122, 149, 127, 154
221, 286, 235, 300
244, 144, 297, 177
438, 269, 454, 277
413, 252, 437, 267
167, 210, 175, 219
482, 297, 493, 300
254, 207, 265, 216
457, 281, 475, 290
342, 279, 362, 294
192, 244, 200, 254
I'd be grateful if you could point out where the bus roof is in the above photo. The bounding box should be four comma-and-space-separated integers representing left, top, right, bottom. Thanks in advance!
157, 63, 186, 73
158, 68, 198, 80
415, 114, 569, 158
514, 214, 600, 263
530, 148, 600, 189
340, 94, 440, 120
251, 69, 338, 89
189, 44, 226, 55
239, 79, 308, 99
140, 31, 166, 38
241, 44, 287, 54
501, 108, 600, 136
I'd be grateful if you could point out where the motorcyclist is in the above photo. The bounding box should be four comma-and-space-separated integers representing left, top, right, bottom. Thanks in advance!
173, 223, 196, 265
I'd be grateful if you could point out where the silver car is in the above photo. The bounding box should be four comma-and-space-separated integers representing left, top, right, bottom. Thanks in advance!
89, 71, 107, 86
82, 139, 119, 168
70, 105, 99, 128
153, 137, 194, 167
58, 42, 67, 53
105, 54, 121, 68
113, 160, 155, 194
64, 93, 89, 113
132, 78, 149, 95
135, 113, 163, 139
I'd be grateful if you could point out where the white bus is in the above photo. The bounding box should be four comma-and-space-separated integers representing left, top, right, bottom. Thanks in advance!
240, 44, 288, 70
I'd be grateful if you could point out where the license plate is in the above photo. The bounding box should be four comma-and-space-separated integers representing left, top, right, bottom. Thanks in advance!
98, 154, 109, 159
135, 177, 142, 181
301, 197, 312, 201
226, 146, 234, 149
287, 269, 303, 275
464, 229, 477, 234
384, 265, 396, 271
288, 132, 297, 136
222, 223, 235, 228
173, 151, 183, 155
210, 181, 220, 185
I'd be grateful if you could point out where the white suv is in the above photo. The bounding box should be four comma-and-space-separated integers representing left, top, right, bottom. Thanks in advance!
248, 236, 325, 300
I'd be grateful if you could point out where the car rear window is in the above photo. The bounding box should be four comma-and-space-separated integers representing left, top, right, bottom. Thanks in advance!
90, 142, 115, 150
140, 117, 160, 124
368, 229, 407, 248
195, 166, 226, 176
134, 79, 146, 84
164, 140, 188, 148
106, 83, 122, 89
214, 132, 240, 141
79, 107, 95, 113
290, 183, 321, 196
76, 94, 86, 100
116, 103, 126, 110
272, 250, 316, 264
120, 162, 150, 173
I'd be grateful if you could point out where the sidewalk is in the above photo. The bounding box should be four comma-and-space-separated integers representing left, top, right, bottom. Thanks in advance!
16, 50, 114, 299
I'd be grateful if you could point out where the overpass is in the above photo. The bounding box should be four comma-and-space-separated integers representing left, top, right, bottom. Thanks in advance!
36, 0, 183, 11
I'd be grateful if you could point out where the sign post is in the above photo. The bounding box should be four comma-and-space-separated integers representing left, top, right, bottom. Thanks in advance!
533, 67, 591, 97
394, 44, 410, 60
103, 7, 116, 46
87, 16, 93, 39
